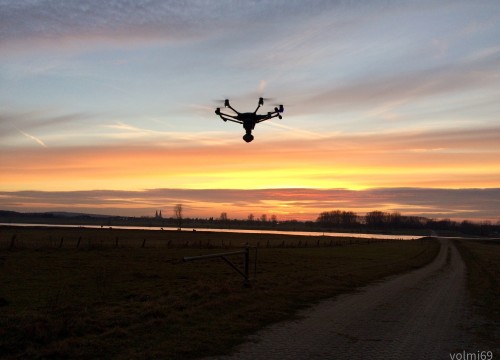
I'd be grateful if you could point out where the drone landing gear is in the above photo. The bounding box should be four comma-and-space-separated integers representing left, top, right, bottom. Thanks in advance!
243, 132, 254, 143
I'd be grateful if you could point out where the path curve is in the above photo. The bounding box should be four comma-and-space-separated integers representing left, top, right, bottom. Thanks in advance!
205, 239, 471, 360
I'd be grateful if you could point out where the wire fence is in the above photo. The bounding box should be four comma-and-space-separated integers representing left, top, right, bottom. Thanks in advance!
2, 231, 396, 250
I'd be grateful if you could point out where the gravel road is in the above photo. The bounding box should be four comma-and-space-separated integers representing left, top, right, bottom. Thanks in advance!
206, 239, 473, 360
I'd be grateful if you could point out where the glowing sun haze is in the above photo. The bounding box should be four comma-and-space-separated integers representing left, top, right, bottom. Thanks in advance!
1, 0, 500, 221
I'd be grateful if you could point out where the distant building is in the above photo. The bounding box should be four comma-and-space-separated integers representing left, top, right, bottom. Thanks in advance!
155, 210, 163, 219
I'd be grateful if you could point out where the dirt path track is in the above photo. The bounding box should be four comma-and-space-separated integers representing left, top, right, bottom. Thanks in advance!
206, 239, 472, 360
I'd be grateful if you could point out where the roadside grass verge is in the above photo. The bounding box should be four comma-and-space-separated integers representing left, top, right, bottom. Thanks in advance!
0, 229, 438, 359
455, 239, 500, 349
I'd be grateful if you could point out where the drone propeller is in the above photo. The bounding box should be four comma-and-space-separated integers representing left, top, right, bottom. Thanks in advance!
213, 96, 230, 102
257, 96, 275, 107
271, 103, 287, 113
214, 99, 231, 107
270, 104, 284, 113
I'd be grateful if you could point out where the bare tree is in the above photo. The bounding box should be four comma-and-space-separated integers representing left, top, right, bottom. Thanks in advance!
174, 204, 183, 230
247, 213, 255, 222
219, 212, 229, 228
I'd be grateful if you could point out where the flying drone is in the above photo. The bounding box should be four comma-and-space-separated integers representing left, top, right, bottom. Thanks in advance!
215, 97, 284, 142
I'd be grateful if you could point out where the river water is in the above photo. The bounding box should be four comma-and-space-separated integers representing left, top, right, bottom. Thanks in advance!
0, 223, 422, 240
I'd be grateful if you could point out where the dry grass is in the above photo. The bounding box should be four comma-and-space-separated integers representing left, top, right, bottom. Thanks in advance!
0, 226, 397, 250
455, 239, 500, 349
0, 227, 438, 359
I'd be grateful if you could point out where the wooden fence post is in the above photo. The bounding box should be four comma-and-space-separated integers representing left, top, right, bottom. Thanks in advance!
9, 234, 16, 250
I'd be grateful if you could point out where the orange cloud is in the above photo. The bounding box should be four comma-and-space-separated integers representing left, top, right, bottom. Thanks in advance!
1, 188, 500, 221
1, 126, 499, 192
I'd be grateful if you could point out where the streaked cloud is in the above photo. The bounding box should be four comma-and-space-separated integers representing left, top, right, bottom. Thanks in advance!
0, 110, 93, 138
0, 0, 336, 54
308, 53, 500, 112
1, 188, 499, 221
17, 129, 47, 148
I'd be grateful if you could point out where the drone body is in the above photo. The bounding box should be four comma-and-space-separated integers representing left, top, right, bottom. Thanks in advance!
215, 97, 284, 142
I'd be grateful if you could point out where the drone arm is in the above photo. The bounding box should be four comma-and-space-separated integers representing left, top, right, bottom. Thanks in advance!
218, 113, 242, 124
226, 104, 240, 115
256, 111, 281, 123
253, 97, 266, 114
218, 111, 239, 119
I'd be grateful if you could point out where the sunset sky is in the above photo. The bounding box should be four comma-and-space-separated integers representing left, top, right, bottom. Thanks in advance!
1, 1, 500, 221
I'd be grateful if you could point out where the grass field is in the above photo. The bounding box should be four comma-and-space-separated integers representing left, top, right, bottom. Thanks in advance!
0, 227, 438, 359
0, 226, 407, 250
455, 239, 500, 349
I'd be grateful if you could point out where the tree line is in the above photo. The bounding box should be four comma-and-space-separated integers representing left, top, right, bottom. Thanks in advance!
1, 208, 498, 236
160, 207, 498, 236
316, 210, 498, 236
